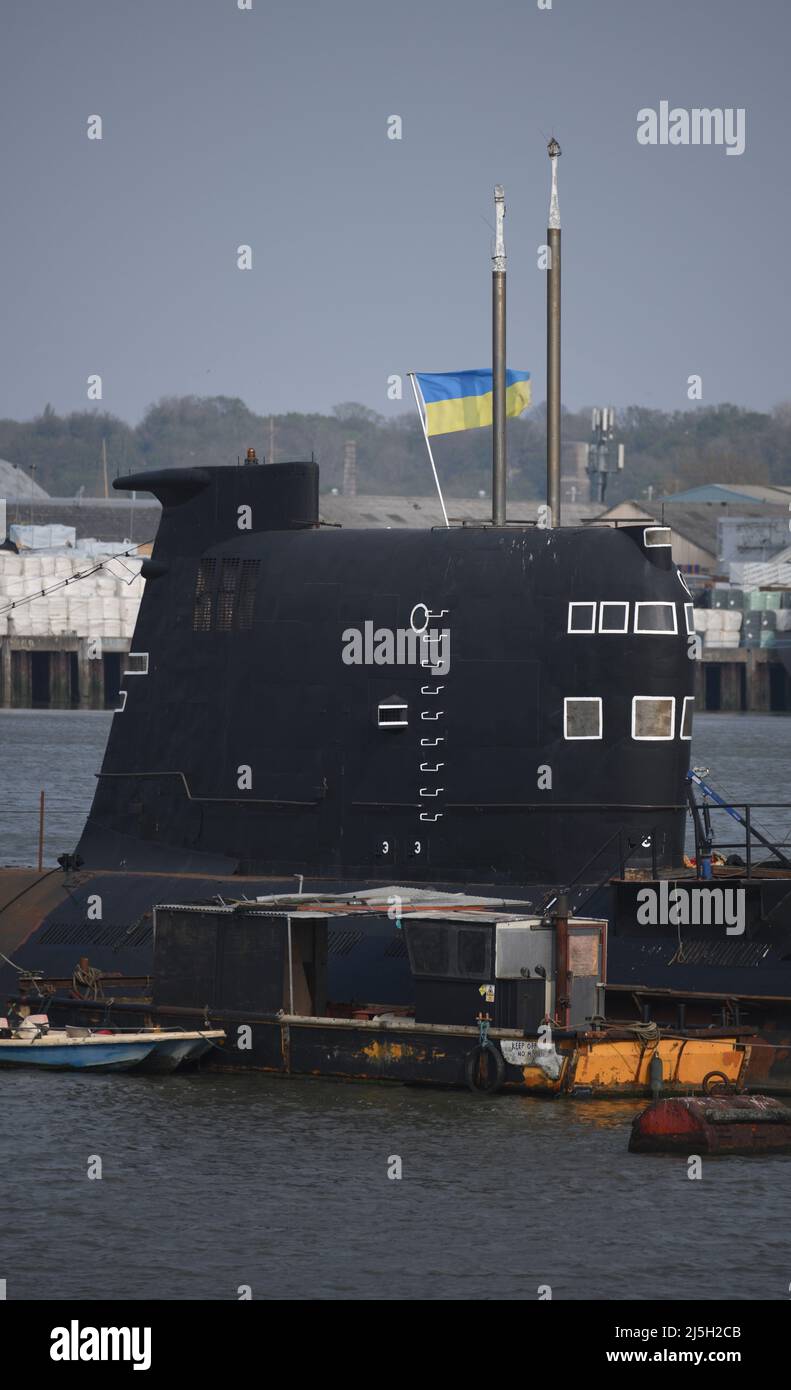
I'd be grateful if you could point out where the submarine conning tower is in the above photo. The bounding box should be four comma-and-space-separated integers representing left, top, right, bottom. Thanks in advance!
128, 459, 320, 557
75, 459, 695, 887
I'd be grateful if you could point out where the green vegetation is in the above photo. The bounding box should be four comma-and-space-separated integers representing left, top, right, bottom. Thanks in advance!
0, 396, 789, 501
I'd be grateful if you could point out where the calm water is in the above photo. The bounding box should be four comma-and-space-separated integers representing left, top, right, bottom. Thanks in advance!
0, 710, 790, 1300
4, 1071, 791, 1301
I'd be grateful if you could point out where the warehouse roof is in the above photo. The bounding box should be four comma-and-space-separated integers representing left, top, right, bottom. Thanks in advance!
0, 459, 50, 501
657, 483, 791, 506
2, 496, 159, 543
594, 498, 791, 561
318, 493, 602, 528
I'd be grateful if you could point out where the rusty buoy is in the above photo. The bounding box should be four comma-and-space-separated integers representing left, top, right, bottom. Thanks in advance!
629, 1095, 791, 1155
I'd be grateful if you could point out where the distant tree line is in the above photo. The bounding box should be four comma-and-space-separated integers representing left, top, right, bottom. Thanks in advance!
0, 396, 789, 502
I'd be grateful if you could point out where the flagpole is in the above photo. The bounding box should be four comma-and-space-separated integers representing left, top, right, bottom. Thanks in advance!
408, 373, 450, 528
492, 185, 507, 526
546, 138, 562, 528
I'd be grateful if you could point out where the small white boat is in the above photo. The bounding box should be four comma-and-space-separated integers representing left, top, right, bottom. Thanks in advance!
0, 1015, 225, 1073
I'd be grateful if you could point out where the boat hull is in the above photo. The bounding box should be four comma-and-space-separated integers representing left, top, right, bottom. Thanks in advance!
0, 1041, 157, 1071
134, 1036, 217, 1072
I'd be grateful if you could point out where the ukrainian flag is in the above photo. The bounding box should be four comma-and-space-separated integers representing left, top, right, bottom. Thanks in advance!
415, 369, 531, 437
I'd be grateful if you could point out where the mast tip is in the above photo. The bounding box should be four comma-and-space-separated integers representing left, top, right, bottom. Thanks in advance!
548, 137, 561, 158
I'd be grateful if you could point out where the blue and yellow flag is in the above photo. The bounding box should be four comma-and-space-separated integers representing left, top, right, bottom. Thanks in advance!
415, 369, 531, 436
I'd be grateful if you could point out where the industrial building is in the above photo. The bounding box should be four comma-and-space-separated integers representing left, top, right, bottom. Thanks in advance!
1, 468, 790, 710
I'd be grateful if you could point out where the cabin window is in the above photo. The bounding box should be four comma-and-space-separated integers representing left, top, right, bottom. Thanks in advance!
644, 527, 672, 548
632, 695, 675, 740
680, 695, 694, 740
634, 602, 677, 635
684, 603, 695, 635
408, 925, 449, 975
405, 923, 491, 979
567, 602, 596, 634
599, 601, 629, 633
458, 928, 490, 978
564, 696, 603, 740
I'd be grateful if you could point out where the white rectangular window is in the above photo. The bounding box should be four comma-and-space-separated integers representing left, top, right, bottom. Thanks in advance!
123, 651, 149, 676
680, 695, 694, 740
567, 602, 597, 634
634, 602, 678, 635
564, 696, 603, 740
599, 601, 629, 633
644, 527, 672, 548
632, 696, 676, 741
684, 603, 695, 636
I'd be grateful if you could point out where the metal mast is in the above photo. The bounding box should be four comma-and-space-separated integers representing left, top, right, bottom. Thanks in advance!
546, 138, 561, 527
492, 185, 507, 525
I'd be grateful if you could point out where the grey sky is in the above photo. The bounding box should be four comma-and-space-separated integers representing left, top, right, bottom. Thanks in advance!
1, 0, 788, 424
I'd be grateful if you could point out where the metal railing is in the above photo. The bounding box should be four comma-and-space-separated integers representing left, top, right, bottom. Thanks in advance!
688, 800, 791, 876
686, 769, 791, 876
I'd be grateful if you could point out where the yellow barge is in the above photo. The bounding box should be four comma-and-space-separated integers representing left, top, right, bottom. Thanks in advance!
513, 1027, 750, 1098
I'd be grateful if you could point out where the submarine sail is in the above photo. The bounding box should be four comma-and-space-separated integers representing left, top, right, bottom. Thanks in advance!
76, 458, 694, 888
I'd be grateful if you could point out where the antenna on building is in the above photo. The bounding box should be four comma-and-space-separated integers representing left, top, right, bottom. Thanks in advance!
587, 407, 625, 504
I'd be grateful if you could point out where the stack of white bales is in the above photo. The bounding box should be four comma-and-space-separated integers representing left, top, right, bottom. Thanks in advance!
0, 548, 145, 639
0, 550, 23, 637
694, 608, 742, 649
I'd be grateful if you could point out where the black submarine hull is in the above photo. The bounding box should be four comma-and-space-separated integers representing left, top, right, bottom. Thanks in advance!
4, 460, 790, 1048
75, 463, 693, 888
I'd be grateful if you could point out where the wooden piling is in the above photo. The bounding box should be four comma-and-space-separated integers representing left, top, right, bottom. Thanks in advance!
746, 649, 771, 712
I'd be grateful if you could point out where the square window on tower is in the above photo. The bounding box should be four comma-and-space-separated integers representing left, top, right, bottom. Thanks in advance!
632, 696, 676, 740
563, 696, 603, 740
634, 602, 678, 635
567, 602, 597, 634
680, 695, 694, 740
599, 601, 629, 633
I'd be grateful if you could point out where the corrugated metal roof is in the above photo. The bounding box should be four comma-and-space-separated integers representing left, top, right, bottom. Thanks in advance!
318, 494, 602, 529
595, 497, 790, 559
660, 503, 775, 554
657, 484, 791, 505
